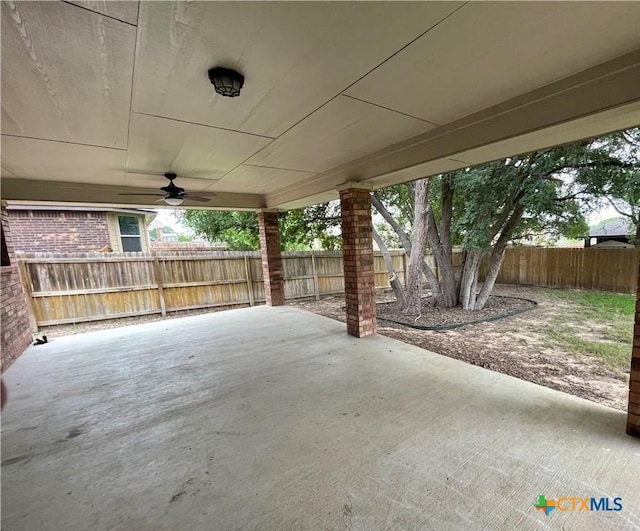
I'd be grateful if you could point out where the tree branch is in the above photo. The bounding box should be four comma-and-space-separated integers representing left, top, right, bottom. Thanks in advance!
372, 227, 406, 307
372, 192, 412, 250
605, 196, 632, 218
439, 176, 453, 256
371, 191, 441, 294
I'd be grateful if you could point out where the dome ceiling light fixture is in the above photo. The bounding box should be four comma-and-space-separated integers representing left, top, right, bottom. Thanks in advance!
163, 196, 184, 206
208, 67, 244, 98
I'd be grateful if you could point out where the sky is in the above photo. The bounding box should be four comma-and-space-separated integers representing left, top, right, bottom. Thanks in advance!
152, 209, 193, 234
587, 205, 620, 224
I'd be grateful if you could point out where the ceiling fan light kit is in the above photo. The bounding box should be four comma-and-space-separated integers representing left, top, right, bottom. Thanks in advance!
163, 196, 184, 206
208, 67, 244, 97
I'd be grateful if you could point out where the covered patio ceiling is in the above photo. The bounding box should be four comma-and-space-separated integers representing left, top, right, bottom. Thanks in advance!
2, 1, 640, 211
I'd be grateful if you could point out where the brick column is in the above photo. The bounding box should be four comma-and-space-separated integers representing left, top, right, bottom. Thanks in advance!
257, 210, 285, 306
1, 203, 33, 372
339, 183, 376, 337
627, 259, 640, 438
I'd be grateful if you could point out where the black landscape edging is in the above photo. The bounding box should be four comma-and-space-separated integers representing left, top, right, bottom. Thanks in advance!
375, 296, 539, 332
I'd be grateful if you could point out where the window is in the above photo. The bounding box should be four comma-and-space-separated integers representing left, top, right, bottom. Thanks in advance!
118, 216, 142, 252
1, 227, 10, 266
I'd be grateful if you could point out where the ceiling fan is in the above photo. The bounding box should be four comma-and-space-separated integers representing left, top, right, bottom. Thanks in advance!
118, 172, 216, 206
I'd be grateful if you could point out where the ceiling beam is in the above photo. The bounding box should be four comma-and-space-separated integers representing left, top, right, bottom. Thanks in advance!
1, 179, 265, 211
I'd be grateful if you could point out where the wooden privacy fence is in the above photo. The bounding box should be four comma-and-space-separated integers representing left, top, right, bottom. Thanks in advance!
17, 251, 406, 327
479, 247, 640, 294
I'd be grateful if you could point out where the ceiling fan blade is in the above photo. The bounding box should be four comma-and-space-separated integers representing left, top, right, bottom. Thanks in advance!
185, 195, 212, 202
191, 191, 217, 197
118, 192, 165, 196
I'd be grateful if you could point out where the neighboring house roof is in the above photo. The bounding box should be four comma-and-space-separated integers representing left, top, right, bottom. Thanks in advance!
591, 240, 634, 249
147, 217, 166, 230
588, 217, 633, 238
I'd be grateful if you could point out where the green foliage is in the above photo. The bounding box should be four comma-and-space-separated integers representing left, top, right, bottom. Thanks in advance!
179, 203, 342, 251
279, 203, 342, 251
374, 185, 414, 231
574, 127, 640, 240
378, 145, 597, 251
180, 211, 259, 250
452, 146, 598, 249
149, 225, 176, 241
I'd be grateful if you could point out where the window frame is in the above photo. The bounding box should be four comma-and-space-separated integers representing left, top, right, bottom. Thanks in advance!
117, 215, 143, 253
1, 226, 10, 266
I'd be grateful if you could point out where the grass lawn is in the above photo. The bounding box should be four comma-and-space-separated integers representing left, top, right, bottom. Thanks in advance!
539, 289, 635, 370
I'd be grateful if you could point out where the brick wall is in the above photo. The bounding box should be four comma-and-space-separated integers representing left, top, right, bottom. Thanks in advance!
257, 211, 285, 306
8, 210, 111, 253
1, 206, 32, 372
340, 187, 376, 338
628, 261, 640, 438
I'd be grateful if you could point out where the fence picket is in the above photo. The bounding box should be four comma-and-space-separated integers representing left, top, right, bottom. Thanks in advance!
17, 247, 639, 328
479, 247, 639, 294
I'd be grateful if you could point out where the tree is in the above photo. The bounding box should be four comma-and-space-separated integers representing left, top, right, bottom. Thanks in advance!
573, 128, 640, 246
179, 203, 341, 251
371, 139, 631, 312
179, 211, 259, 250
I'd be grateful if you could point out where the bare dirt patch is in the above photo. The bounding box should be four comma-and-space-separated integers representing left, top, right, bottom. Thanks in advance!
291, 284, 632, 411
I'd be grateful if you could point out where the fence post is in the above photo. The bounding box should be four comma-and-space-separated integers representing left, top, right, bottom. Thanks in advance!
17, 260, 39, 333
244, 255, 255, 306
311, 252, 320, 301
153, 257, 167, 317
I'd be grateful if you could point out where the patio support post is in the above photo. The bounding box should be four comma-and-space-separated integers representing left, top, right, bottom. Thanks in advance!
339, 182, 376, 338
627, 260, 640, 438
1, 203, 33, 371
257, 209, 285, 306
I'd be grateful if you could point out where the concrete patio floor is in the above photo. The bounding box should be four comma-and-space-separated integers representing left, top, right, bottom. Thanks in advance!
1, 306, 639, 530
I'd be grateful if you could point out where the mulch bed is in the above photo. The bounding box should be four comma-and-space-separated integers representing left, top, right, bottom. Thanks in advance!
376, 295, 537, 329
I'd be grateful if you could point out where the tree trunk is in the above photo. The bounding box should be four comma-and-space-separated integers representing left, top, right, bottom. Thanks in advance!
458, 249, 483, 310
372, 227, 406, 308
403, 180, 430, 315
438, 176, 459, 304
424, 197, 457, 307
474, 202, 525, 309
635, 219, 640, 248
371, 192, 442, 303
474, 245, 506, 310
